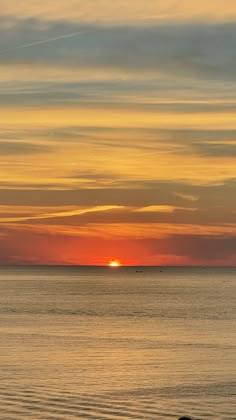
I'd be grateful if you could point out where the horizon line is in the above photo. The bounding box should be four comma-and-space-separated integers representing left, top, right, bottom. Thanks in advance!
0, 264, 235, 268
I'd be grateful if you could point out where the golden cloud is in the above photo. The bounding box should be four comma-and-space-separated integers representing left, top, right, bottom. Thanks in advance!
1, 0, 236, 23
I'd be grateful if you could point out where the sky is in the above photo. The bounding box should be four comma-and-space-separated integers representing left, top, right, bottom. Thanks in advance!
0, 0, 236, 265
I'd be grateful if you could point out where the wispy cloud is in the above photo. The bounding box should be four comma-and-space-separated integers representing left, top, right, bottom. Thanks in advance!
0, 141, 52, 155
134, 205, 197, 213
0, 205, 124, 223
174, 192, 199, 202
3, 221, 236, 239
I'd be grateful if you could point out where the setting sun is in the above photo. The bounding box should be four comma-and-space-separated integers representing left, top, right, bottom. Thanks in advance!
108, 260, 121, 267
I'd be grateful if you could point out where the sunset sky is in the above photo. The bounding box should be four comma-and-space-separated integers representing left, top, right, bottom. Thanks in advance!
0, 0, 236, 265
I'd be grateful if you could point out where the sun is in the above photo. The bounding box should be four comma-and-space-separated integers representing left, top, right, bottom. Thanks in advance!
108, 260, 121, 267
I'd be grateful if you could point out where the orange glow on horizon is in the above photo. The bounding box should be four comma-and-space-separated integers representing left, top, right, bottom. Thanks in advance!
108, 260, 121, 267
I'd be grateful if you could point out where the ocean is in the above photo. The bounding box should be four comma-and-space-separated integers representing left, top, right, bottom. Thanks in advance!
0, 266, 235, 420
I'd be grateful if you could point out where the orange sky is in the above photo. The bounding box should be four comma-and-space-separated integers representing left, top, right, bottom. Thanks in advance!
0, 1, 236, 265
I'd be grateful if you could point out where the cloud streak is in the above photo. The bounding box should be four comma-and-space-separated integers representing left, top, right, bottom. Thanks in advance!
0, 141, 52, 155
0, 28, 97, 56
0, 205, 124, 223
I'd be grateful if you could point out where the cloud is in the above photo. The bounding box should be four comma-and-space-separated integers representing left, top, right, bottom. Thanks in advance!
2, 218, 236, 241
146, 234, 236, 263
1, 127, 236, 172
1, 107, 236, 134
190, 142, 236, 157
0, 182, 66, 189
0, 141, 52, 155
174, 192, 199, 202
0, 205, 198, 226
134, 205, 197, 213
2, 80, 236, 112
1, 0, 236, 24
1, 19, 236, 83
0, 205, 124, 223
0, 178, 235, 229
2, 126, 236, 145
0, 178, 235, 207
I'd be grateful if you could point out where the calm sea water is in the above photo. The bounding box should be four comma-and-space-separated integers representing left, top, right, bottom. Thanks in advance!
0, 266, 235, 420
